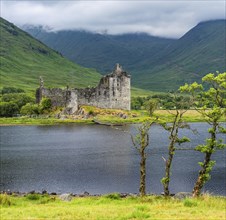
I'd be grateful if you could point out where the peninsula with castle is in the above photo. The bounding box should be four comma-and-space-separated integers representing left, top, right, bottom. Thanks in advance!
36, 64, 131, 114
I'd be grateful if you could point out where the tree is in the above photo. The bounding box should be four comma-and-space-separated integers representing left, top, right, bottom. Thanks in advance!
131, 96, 146, 110
144, 99, 159, 116
40, 98, 52, 113
161, 111, 191, 196
160, 94, 191, 196
180, 72, 226, 197
1, 93, 35, 109
0, 102, 19, 117
1, 87, 24, 94
131, 121, 154, 196
20, 103, 40, 115
131, 97, 142, 110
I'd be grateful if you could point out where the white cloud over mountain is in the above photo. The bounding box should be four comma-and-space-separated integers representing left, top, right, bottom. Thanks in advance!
1, 0, 225, 38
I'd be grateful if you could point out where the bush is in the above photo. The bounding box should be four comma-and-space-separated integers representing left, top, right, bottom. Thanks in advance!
40, 98, 52, 112
0, 194, 11, 206
144, 99, 159, 116
26, 194, 41, 200
104, 193, 121, 200
183, 198, 198, 207
88, 109, 95, 116
131, 97, 145, 110
20, 103, 40, 115
1, 87, 24, 94
1, 93, 35, 109
0, 101, 19, 117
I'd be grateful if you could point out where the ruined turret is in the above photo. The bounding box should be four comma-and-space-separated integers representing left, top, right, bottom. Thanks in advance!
39, 76, 44, 88
35, 76, 44, 103
110, 63, 129, 77
114, 63, 123, 74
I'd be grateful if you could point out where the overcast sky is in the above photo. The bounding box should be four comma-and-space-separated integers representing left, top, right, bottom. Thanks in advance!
1, 0, 225, 38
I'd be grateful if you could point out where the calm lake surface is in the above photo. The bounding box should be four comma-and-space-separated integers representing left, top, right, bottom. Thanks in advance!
0, 123, 225, 195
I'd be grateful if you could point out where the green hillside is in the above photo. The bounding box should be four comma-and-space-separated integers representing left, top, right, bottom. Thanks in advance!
134, 20, 226, 91
25, 20, 226, 92
0, 17, 101, 93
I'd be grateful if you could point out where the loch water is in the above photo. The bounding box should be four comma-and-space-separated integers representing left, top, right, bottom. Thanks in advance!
0, 123, 225, 195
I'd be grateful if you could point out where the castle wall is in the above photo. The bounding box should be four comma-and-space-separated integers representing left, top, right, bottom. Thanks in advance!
37, 88, 68, 107
76, 73, 130, 110
36, 64, 131, 113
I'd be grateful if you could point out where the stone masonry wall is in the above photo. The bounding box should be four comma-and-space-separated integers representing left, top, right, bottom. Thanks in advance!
36, 64, 131, 114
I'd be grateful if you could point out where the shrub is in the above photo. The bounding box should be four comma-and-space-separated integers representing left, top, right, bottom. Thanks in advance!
26, 194, 41, 200
104, 193, 121, 200
1, 93, 35, 109
20, 103, 40, 115
1, 87, 25, 94
144, 99, 159, 116
0, 194, 11, 206
40, 98, 52, 112
183, 198, 198, 207
88, 109, 94, 116
0, 101, 19, 117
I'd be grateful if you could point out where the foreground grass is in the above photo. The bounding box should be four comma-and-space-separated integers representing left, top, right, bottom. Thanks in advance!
0, 194, 225, 220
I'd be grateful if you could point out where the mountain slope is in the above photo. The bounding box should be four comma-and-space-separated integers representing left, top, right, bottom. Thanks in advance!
0, 17, 101, 92
24, 27, 174, 74
133, 20, 226, 90
24, 20, 226, 91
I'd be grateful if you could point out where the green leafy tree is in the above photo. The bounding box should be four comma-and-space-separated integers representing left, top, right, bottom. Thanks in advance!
1, 93, 35, 109
1, 87, 24, 94
180, 72, 226, 197
20, 103, 40, 115
0, 102, 19, 117
144, 99, 159, 116
131, 98, 142, 110
40, 98, 52, 113
131, 96, 146, 110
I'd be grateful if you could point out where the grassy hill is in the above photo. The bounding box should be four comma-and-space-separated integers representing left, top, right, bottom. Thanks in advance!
25, 20, 226, 92
0, 17, 101, 93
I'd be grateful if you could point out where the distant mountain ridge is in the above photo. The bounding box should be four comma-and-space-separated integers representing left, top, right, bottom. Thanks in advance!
134, 19, 226, 90
24, 26, 175, 74
0, 17, 101, 92
24, 19, 226, 91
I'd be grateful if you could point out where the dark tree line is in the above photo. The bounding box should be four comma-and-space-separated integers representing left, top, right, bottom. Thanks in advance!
0, 87, 52, 117
131, 94, 191, 111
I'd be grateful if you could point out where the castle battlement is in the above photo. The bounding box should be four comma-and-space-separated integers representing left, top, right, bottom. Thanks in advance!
36, 64, 131, 114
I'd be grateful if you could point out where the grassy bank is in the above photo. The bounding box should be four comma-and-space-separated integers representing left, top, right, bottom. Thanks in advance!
0, 193, 225, 220
0, 117, 94, 126
1, 109, 225, 126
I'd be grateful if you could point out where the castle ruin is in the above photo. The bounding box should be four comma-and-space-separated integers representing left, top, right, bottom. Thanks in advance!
36, 64, 131, 114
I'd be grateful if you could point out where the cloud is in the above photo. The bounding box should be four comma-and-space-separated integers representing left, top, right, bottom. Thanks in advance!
1, 0, 225, 38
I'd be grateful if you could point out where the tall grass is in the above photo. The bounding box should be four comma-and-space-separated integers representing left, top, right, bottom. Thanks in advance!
0, 194, 225, 220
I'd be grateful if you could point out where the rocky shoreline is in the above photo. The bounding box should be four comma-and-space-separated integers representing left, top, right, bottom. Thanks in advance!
2, 189, 224, 201
1, 190, 199, 200
1, 190, 138, 198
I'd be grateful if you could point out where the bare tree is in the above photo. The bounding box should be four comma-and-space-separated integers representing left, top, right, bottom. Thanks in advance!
160, 95, 191, 196
131, 121, 155, 196
161, 109, 191, 196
